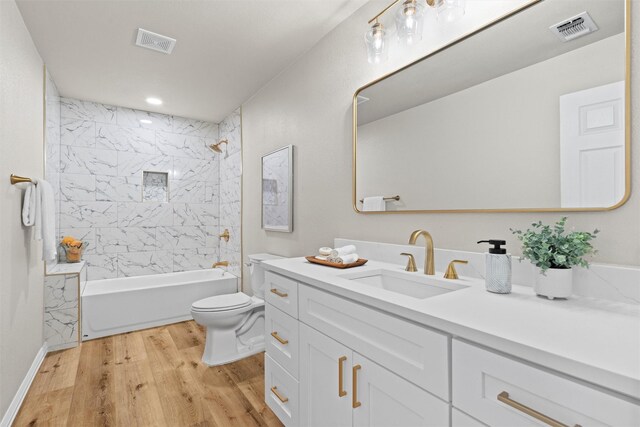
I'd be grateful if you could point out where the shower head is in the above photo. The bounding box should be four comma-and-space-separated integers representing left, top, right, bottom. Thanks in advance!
208, 139, 228, 154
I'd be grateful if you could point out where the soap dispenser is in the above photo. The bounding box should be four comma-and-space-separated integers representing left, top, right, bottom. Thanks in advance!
477, 240, 511, 294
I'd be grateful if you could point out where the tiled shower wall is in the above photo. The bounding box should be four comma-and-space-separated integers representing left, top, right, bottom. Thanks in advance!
219, 109, 242, 278
52, 97, 225, 280
45, 70, 61, 270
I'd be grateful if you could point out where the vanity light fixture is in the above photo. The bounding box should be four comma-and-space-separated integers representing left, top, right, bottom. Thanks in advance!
365, 0, 465, 63
145, 97, 163, 105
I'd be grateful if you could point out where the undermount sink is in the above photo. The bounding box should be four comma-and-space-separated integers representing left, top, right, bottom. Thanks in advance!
338, 268, 469, 299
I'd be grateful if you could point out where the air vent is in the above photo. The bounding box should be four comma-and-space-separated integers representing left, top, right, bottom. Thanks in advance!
135, 28, 176, 54
549, 12, 598, 42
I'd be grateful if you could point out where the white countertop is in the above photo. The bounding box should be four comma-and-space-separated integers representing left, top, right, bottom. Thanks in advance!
263, 257, 640, 399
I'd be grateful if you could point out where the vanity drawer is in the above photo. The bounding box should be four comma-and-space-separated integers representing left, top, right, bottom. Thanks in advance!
265, 304, 299, 379
265, 271, 298, 318
452, 340, 640, 427
265, 354, 299, 427
298, 283, 449, 400
452, 409, 487, 427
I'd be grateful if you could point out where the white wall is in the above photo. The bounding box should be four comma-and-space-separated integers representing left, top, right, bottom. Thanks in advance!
241, 0, 640, 275
357, 34, 625, 210
0, 0, 45, 417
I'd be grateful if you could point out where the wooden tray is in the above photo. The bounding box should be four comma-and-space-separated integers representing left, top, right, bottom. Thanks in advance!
305, 256, 368, 269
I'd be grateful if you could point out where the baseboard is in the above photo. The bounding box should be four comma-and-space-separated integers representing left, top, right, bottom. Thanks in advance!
0, 342, 48, 427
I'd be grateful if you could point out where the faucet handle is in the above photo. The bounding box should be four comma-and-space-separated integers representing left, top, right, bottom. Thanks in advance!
400, 253, 418, 272
444, 259, 468, 279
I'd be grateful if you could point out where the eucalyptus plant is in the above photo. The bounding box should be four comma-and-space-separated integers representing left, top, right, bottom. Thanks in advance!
511, 217, 598, 272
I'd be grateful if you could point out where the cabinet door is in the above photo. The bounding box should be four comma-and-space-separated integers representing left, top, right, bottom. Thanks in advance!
299, 323, 352, 427
352, 352, 449, 427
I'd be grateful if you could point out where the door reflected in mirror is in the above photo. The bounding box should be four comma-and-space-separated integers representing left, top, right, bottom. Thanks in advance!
354, 0, 629, 213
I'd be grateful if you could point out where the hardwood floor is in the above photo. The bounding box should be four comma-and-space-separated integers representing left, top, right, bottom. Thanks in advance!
14, 321, 283, 427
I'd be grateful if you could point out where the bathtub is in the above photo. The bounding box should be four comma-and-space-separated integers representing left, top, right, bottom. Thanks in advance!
81, 269, 238, 340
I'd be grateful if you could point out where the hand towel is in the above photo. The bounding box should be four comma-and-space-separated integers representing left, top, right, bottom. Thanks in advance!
339, 253, 359, 265
330, 245, 357, 258
362, 196, 386, 212
22, 183, 37, 226
33, 179, 57, 262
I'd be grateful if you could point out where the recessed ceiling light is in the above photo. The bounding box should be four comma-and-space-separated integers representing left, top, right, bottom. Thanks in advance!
146, 97, 163, 105
140, 119, 153, 124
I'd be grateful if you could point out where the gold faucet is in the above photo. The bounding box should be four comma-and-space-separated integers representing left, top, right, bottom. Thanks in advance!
212, 260, 230, 269
219, 229, 230, 242
408, 230, 435, 275
444, 260, 468, 279
400, 253, 418, 272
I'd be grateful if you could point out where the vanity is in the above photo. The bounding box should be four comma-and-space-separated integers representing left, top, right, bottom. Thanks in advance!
261, 241, 640, 427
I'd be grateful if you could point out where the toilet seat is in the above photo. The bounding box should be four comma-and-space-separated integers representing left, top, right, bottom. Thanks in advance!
192, 292, 252, 312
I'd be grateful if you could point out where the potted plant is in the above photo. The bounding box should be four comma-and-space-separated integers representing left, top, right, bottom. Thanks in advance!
511, 217, 598, 300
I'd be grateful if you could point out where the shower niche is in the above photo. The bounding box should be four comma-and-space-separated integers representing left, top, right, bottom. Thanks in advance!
142, 171, 169, 202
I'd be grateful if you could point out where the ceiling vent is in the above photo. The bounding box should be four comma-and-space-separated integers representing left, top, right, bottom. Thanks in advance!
135, 28, 176, 54
549, 12, 598, 42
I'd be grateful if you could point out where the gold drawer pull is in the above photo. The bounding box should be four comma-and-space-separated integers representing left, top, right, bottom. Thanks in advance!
271, 331, 288, 345
271, 386, 289, 403
338, 356, 347, 397
352, 364, 361, 408
270, 288, 288, 298
497, 392, 581, 427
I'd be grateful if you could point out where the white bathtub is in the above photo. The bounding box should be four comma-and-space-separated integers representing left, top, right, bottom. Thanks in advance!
81, 269, 238, 340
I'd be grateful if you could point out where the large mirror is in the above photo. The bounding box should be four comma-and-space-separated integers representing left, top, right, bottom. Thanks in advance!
354, 0, 629, 213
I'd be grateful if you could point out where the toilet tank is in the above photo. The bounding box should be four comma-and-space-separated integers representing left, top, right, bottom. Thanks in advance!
248, 253, 283, 299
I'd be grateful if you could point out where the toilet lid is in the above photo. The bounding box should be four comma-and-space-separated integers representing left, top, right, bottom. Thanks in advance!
192, 293, 252, 311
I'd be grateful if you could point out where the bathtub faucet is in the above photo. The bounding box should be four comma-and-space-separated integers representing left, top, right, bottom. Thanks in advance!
212, 261, 230, 269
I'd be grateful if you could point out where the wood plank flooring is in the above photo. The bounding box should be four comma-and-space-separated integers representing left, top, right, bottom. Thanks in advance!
14, 321, 283, 427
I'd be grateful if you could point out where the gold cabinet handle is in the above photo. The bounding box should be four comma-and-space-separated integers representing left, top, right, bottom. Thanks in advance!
270, 288, 288, 298
338, 356, 347, 397
497, 392, 581, 427
352, 364, 361, 408
271, 386, 289, 403
271, 331, 288, 345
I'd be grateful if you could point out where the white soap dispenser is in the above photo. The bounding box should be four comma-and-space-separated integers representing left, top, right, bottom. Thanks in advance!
477, 240, 511, 294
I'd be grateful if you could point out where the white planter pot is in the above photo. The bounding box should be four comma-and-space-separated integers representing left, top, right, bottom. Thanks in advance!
534, 268, 573, 300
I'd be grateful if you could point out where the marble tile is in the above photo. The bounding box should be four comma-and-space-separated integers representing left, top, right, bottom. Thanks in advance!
61, 119, 96, 147
96, 227, 156, 254
220, 176, 241, 203
156, 226, 207, 250
44, 308, 78, 348
44, 275, 78, 310
117, 152, 172, 177
156, 131, 204, 159
118, 251, 173, 277
46, 138, 61, 174
219, 224, 241, 253
220, 202, 241, 227
173, 157, 218, 182
116, 107, 173, 132
205, 226, 220, 248
173, 248, 220, 272
172, 117, 218, 138
59, 201, 117, 228
61, 97, 117, 124
59, 227, 96, 255
169, 179, 205, 203
205, 183, 219, 203
96, 123, 156, 153
60, 145, 118, 176
219, 108, 241, 155
96, 175, 141, 202
84, 253, 118, 280
117, 202, 173, 227
220, 151, 242, 182
142, 171, 168, 202
60, 173, 96, 201
174, 203, 219, 226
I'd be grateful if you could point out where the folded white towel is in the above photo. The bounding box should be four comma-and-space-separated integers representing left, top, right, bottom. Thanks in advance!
23, 180, 57, 262
22, 183, 37, 226
330, 245, 357, 258
339, 253, 359, 265
362, 196, 386, 212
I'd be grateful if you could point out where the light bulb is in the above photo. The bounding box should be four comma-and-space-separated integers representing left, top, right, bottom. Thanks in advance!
365, 21, 388, 64
395, 0, 425, 46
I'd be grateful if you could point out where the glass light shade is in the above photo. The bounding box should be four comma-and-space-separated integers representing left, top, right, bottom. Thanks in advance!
395, 0, 425, 45
365, 22, 388, 64
436, 0, 465, 23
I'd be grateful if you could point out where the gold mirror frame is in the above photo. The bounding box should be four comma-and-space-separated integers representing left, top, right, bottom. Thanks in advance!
352, 0, 631, 214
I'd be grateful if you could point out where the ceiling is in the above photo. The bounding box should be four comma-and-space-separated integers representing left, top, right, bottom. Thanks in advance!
17, 0, 368, 122
358, 0, 625, 125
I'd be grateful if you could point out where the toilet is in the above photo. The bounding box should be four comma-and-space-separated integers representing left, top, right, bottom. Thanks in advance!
191, 253, 282, 366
